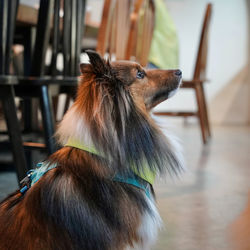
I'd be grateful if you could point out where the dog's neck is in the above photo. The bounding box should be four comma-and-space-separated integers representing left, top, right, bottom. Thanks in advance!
56, 101, 183, 178
65, 137, 156, 185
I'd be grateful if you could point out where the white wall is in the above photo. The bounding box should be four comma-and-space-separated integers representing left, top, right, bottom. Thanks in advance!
153, 0, 249, 125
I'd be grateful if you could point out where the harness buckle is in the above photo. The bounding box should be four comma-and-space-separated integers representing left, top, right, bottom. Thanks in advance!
19, 170, 33, 194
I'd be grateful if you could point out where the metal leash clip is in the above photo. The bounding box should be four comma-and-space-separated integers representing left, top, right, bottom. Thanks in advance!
19, 170, 34, 194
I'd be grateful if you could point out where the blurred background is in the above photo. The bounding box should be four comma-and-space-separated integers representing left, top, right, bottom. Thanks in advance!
157, 0, 249, 126
0, 0, 249, 249
86, 0, 250, 125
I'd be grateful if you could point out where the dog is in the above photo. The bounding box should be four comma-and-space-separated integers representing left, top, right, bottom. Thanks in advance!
0, 50, 183, 250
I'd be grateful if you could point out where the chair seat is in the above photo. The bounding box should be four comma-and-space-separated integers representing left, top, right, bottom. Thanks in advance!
153, 111, 197, 117
0, 75, 18, 85
181, 79, 205, 88
1, 75, 79, 86
18, 76, 79, 86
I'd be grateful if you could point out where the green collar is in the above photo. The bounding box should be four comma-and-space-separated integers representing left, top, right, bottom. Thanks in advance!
65, 138, 156, 185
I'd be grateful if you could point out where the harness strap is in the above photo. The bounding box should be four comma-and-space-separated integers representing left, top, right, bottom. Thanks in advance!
20, 162, 152, 199
113, 173, 151, 198
20, 142, 154, 199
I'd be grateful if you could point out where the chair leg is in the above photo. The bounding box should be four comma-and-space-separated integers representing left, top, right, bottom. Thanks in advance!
63, 95, 71, 115
39, 85, 57, 154
200, 84, 211, 138
22, 99, 39, 132
195, 85, 207, 144
52, 95, 59, 122
1, 86, 28, 182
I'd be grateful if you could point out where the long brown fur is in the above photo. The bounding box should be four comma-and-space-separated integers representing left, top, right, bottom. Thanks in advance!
0, 51, 182, 250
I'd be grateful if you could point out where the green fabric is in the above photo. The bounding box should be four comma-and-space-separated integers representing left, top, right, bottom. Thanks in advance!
132, 163, 156, 185
66, 138, 156, 185
66, 138, 101, 156
148, 0, 179, 69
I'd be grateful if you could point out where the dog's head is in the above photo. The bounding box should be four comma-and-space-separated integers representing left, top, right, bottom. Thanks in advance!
79, 50, 182, 112
57, 50, 183, 176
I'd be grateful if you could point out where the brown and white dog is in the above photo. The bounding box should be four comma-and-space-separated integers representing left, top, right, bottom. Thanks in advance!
0, 51, 183, 250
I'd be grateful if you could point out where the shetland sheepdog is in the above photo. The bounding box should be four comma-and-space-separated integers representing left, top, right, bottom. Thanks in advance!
0, 51, 183, 250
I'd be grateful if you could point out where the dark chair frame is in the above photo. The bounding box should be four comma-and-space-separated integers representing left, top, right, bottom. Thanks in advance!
15, 0, 86, 154
0, 0, 28, 181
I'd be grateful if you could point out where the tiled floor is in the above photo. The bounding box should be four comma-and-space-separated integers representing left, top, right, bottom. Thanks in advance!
0, 120, 249, 250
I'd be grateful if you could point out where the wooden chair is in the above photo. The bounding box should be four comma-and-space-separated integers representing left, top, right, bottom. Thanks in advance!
96, 0, 131, 59
153, 3, 212, 144
96, 0, 155, 67
0, 0, 28, 181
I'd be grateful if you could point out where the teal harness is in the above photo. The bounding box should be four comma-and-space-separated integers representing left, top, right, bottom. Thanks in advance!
113, 173, 151, 198
20, 161, 152, 199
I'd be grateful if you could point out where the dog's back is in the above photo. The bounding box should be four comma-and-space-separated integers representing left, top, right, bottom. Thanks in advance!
0, 153, 160, 250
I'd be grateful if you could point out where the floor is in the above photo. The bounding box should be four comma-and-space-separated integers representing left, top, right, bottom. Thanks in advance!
0, 119, 249, 250
153, 120, 250, 250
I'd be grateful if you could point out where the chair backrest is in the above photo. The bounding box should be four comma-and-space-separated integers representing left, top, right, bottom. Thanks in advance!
96, 0, 155, 67
31, 0, 86, 77
96, 0, 131, 60
0, 0, 19, 75
62, 0, 86, 77
125, 0, 155, 66
193, 3, 212, 81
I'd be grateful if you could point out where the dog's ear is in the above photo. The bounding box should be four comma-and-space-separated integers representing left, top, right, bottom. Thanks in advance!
79, 63, 93, 74
85, 50, 108, 75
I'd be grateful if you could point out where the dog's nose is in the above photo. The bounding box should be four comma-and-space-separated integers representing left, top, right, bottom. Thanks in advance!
174, 70, 182, 76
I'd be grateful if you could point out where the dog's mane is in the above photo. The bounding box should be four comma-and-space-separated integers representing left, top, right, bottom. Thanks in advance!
56, 51, 183, 177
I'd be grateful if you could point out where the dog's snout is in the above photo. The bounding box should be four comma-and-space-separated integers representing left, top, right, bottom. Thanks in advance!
174, 70, 182, 77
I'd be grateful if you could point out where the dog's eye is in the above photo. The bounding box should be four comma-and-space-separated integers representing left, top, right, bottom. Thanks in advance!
136, 70, 145, 79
